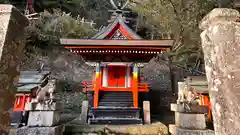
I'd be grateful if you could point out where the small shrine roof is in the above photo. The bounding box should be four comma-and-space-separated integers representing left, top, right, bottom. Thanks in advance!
17, 84, 39, 92
91, 15, 142, 39
18, 71, 50, 84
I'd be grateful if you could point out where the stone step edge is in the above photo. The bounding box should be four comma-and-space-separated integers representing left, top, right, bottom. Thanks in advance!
64, 123, 169, 135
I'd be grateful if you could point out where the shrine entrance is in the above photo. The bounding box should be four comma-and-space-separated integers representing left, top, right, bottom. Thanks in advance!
60, 0, 173, 124
107, 66, 126, 88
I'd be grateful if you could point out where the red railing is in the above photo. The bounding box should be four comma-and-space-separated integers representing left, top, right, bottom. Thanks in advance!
81, 81, 93, 92
138, 82, 150, 92
82, 80, 149, 92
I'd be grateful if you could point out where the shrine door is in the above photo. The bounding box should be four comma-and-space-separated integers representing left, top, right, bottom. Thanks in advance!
107, 66, 126, 87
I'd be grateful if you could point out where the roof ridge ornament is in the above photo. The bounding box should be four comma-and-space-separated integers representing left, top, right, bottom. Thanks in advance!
110, 0, 129, 10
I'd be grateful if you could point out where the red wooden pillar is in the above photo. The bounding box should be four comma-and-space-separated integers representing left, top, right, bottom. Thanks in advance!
94, 64, 100, 108
133, 64, 138, 108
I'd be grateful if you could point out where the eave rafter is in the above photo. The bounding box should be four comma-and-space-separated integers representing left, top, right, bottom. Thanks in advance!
69, 49, 163, 54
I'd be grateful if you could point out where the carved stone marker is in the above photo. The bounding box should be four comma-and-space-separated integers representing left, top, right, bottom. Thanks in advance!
0, 4, 29, 134
200, 8, 240, 135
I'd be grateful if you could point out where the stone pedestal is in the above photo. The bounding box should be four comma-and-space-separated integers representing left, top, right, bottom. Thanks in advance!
24, 101, 64, 135
169, 124, 214, 135
169, 103, 214, 135
27, 111, 60, 127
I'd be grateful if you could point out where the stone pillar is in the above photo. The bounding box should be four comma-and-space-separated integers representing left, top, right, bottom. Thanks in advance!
0, 4, 29, 134
199, 8, 240, 135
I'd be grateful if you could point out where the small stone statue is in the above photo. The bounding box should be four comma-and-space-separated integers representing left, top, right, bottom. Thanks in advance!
34, 79, 56, 105
177, 82, 198, 105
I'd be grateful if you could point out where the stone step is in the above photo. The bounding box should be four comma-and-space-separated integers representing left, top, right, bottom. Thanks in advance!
64, 121, 169, 135
91, 107, 140, 118
88, 117, 142, 125
98, 102, 133, 107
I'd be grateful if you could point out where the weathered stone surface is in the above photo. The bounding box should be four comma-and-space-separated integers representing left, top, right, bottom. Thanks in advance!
9, 128, 16, 135
82, 133, 98, 135
200, 8, 240, 135
169, 124, 215, 135
200, 8, 240, 30
25, 102, 61, 111
27, 111, 60, 127
175, 112, 206, 130
143, 101, 151, 124
16, 125, 65, 135
171, 103, 208, 114
0, 4, 28, 134
66, 120, 168, 135
78, 100, 88, 124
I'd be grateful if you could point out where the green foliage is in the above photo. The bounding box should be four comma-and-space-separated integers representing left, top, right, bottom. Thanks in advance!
33, 0, 84, 15
130, 0, 215, 67
33, 0, 113, 27
25, 9, 96, 49
0, 0, 6, 3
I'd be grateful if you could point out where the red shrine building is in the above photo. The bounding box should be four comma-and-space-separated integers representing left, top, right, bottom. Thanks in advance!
60, 1, 173, 124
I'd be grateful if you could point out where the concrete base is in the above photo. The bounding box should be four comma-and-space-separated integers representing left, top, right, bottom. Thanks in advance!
169, 124, 215, 135
27, 111, 60, 127
171, 103, 208, 113
15, 125, 65, 135
25, 102, 61, 111
175, 112, 206, 129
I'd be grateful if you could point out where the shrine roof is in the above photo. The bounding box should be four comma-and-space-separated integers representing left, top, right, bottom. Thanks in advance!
60, 39, 173, 49
91, 15, 142, 39
60, 11, 174, 49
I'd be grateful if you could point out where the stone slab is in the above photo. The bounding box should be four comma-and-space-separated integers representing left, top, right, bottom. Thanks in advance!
65, 120, 168, 135
25, 102, 61, 111
171, 103, 208, 114
16, 125, 65, 135
175, 112, 206, 130
169, 124, 215, 135
27, 111, 60, 127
